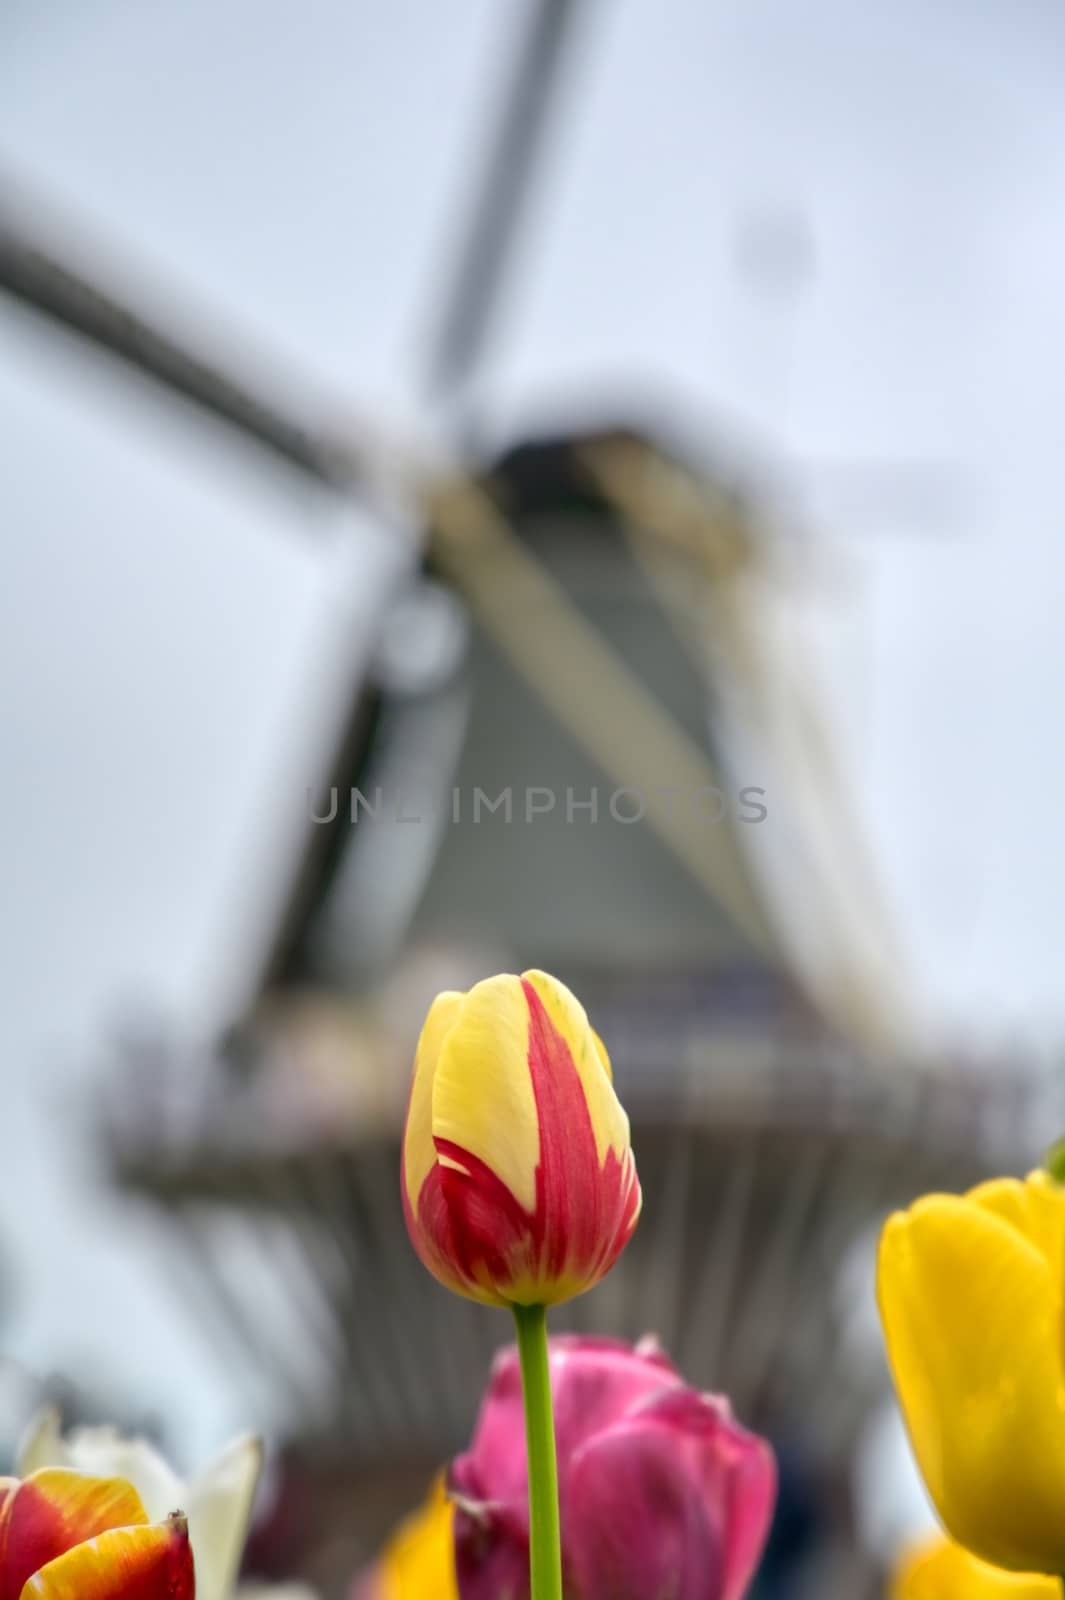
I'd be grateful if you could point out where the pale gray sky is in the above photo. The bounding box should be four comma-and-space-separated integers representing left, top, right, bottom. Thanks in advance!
2, 0, 1064, 1460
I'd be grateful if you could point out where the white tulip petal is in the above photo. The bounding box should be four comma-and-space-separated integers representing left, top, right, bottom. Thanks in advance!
16, 1406, 64, 1475
17, 1409, 184, 1521
185, 1433, 264, 1600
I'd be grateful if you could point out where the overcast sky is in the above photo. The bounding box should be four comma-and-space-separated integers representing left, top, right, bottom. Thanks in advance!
2, 0, 1064, 1461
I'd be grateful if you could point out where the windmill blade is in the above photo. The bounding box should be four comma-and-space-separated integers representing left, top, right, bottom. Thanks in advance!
424, 0, 592, 415
0, 181, 361, 492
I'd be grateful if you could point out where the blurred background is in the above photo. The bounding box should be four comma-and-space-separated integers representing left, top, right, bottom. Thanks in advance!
3, 0, 1065, 1594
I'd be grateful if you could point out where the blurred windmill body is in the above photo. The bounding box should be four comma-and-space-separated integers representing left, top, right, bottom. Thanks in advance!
99, 421, 1028, 1597
0, 4, 1040, 1595
98, 405, 1027, 1598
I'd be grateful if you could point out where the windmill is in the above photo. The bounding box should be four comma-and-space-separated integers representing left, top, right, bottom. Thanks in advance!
0, 4, 1037, 1594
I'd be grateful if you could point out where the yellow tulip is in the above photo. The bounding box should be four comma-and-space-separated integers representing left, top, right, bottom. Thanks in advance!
878, 1170, 1065, 1574
402, 970, 641, 1307
891, 1534, 1059, 1598
354, 1477, 457, 1600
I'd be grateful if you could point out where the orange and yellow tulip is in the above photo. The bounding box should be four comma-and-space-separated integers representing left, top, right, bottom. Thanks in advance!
878, 1170, 1065, 1575
402, 971, 640, 1308
891, 1534, 1059, 1598
0, 1467, 194, 1599
19, 1411, 260, 1600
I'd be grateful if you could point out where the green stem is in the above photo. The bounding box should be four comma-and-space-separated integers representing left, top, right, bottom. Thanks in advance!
512, 1302, 563, 1600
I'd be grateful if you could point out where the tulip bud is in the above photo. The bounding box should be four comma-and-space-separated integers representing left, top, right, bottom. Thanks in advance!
402, 971, 641, 1307
450, 1335, 776, 1600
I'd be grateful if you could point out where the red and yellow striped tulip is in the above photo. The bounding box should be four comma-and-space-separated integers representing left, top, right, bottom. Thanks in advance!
402, 970, 641, 1307
0, 1467, 194, 1599
891, 1535, 1058, 1598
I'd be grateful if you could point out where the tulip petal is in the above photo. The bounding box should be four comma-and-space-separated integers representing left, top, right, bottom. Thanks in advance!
402, 991, 464, 1225
432, 975, 540, 1213
19, 1514, 194, 1600
405, 1152, 524, 1305
376, 1477, 457, 1600
453, 1336, 683, 1513
519, 975, 640, 1302
416, 976, 545, 1305
0, 1483, 16, 1549
0, 1471, 148, 1600
16, 1416, 182, 1531
13, 1415, 63, 1479
407, 976, 538, 1305
590, 1029, 613, 1083
626, 1390, 776, 1600
452, 1494, 528, 1600
892, 1535, 1059, 1598
183, 1435, 262, 1600
566, 1420, 723, 1600
553, 1335, 682, 1470
522, 972, 628, 1169
878, 1196, 1065, 1572
968, 1173, 1065, 1291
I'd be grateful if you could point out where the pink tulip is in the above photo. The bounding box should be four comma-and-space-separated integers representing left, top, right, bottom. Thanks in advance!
449, 1335, 776, 1600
